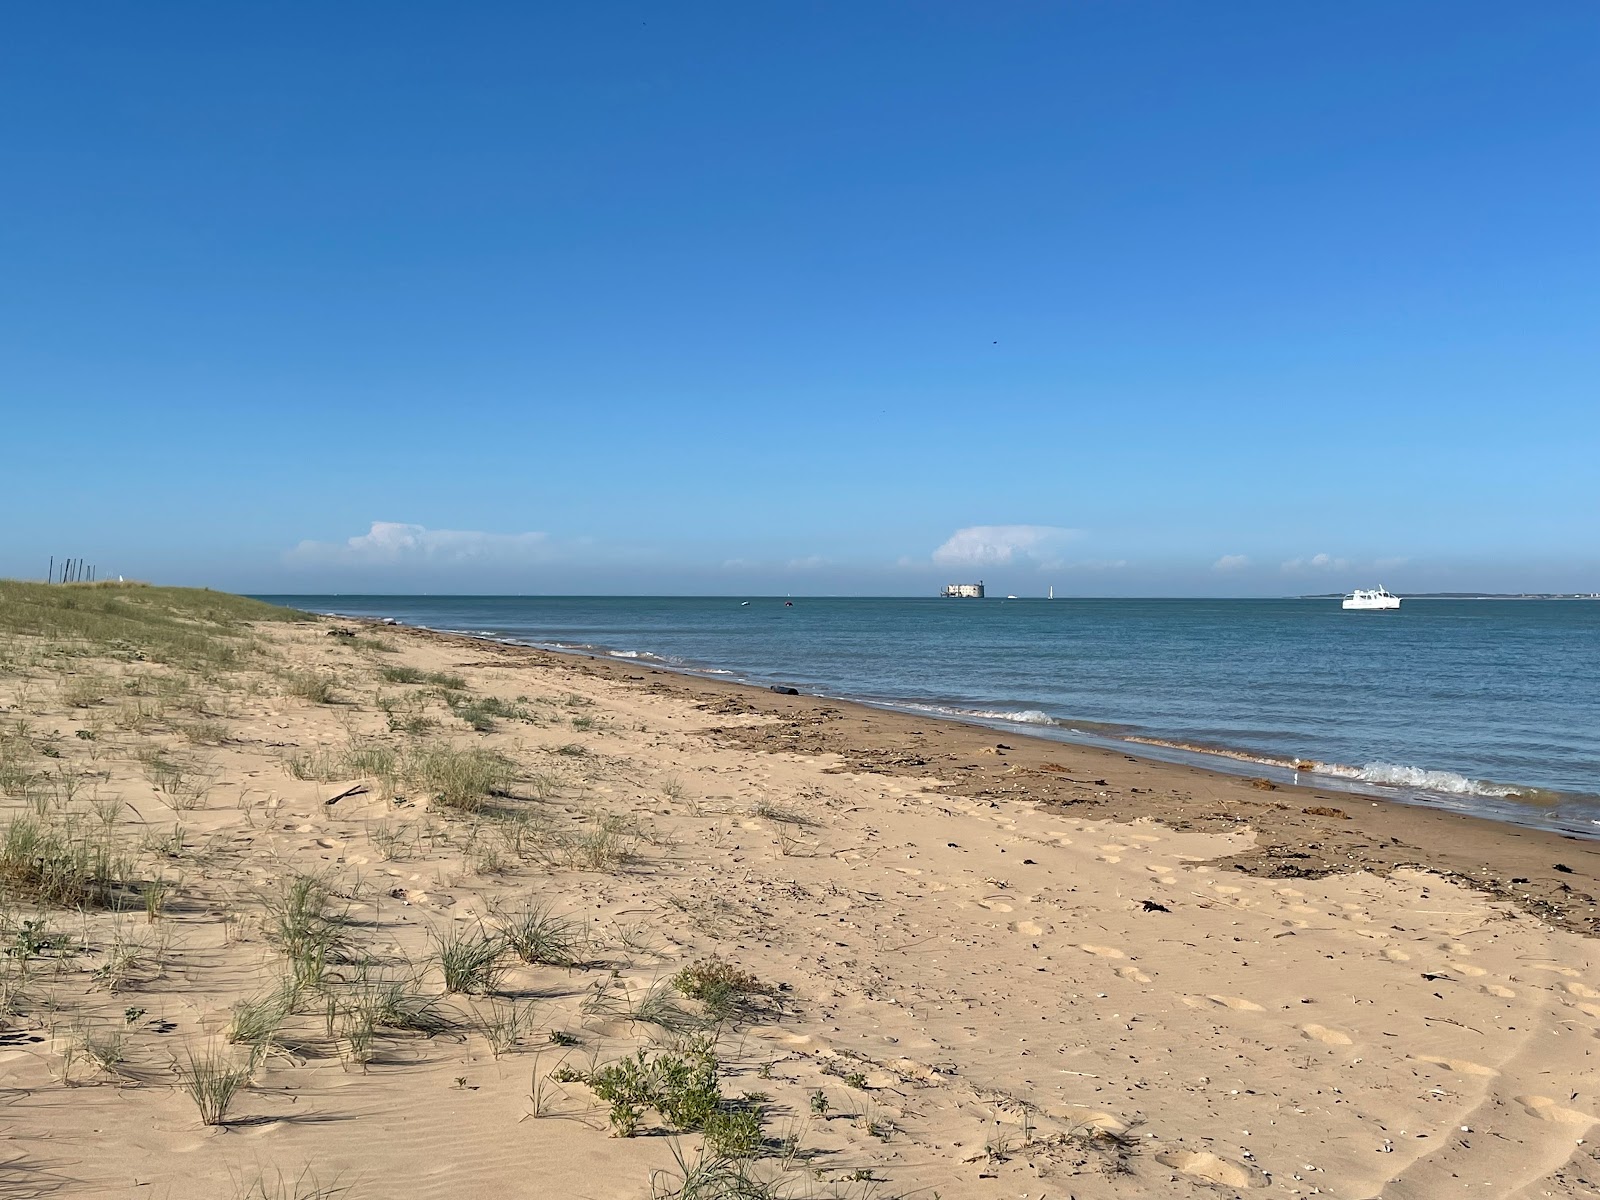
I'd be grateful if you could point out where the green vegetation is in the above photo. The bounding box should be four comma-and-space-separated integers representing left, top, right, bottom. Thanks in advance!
672, 958, 774, 1021
0, 812, 139, 907
282, 670, 338, 704
572, 1040, 723, 1137
379, 665, 465, 689
176, 1047, 253, 1125
265, 873, 347, 991
498, 901, 584, 968
410, 744, 516, 813
0, 579, 308, 670
431, 924, 506, 994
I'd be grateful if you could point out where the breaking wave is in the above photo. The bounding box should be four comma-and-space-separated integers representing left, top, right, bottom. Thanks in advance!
1127, 739, 1526, 799
1320, 761, 1523, 799
901, 703, 1060, 727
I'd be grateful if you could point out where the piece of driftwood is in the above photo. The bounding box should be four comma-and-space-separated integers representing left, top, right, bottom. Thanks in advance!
325, 783, 369, 806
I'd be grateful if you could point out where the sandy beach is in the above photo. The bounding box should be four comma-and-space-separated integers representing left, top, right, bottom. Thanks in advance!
2, 583, 1597, 1199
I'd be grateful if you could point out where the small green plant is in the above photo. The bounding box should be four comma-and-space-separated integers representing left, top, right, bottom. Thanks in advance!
410, 745, 515, 814
474, 998, 536, 1057
671, 957, 773, 1020
560, 814, 636, 871
432, 925, 506, 995
381, 665, 466, 689
227, 986, 294, 1054
265, 873, 346, 990
0, 814, 137, 907
580, 1040, 723, 1138
177, 1048, 252, 1125
72, 1023, 129, 1079
498, 902, 583, 968
701, 1106, 765, 1159
647, 1142, 786, 1200
142, 878, 169, 921
809, 1090, 829, 1115
283, 671, 337, 704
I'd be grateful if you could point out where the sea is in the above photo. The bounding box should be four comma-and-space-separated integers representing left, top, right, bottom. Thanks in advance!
258, 595, 1600, 837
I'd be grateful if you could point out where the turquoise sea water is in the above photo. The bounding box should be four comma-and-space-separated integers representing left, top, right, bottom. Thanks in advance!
259, 596, 1600, 836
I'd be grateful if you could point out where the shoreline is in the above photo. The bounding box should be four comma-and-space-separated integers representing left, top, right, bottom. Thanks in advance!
307, 604, 1596, 834
365, 616, 1600, 940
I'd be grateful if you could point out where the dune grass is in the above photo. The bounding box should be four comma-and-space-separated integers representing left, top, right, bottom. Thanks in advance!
177, 1047, 253, 1125
0, 580, 309, 670
0, 812, 139, 907
410, 744, 516, 813
432, 925, 507, 995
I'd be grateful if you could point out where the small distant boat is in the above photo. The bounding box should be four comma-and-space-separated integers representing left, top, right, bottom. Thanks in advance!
1342, 586, 1401, 611
1006, 594, 1018, 600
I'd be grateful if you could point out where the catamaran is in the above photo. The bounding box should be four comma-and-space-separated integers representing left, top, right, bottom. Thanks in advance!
1342, 586, 1401, 611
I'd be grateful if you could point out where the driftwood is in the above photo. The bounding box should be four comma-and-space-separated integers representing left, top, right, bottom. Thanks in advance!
325, 783, 369, 806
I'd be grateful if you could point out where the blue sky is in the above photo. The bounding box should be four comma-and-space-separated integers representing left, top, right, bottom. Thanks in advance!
3, 2, 1595, 596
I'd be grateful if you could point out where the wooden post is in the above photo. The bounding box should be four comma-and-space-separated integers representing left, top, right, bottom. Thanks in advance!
48, 556, 53, 584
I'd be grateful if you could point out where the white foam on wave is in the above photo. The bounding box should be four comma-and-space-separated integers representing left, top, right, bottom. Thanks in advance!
903, 703, 1060, 727
609, 650, 642, 659
1320, 761, 1521, 798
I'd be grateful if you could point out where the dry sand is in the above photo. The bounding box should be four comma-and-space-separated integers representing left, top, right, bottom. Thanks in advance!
2, 596, 1597, 1198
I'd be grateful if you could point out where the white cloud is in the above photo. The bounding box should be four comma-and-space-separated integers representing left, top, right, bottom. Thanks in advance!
785, 556, 828, 570
1282, 552, 1350, 573
931, 525, 1083, 569
1213, 554, 1250, 571
288, 521, 552, 566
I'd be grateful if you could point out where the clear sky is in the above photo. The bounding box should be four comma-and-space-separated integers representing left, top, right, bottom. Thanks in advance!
3, 2, 1595, 596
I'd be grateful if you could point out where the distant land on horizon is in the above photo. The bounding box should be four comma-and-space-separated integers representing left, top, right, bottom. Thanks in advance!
1298, 592, 1600, 601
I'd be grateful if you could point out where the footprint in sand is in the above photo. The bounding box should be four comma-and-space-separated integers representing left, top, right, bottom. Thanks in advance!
1154, 1150, 1268, 1188
1562, 981, 1600, 999
1482, 984, 1517, 999
1414, 1055, 1497, 1077
1515, 1095, 1595, 1126
1277, 886, 1306, 898
1447, 961, 1488, 977
1383, 947, 1412, 962
1079, 944, 1125, 959
1127, 834, 1162, 844
1015, 920, 1044, 936
979, 899, 1015, 913
1207, 995, 1264, 1012
1530, 963, 1580, 977
1116, 965, 1152, 984
1098, 843, 1129, 854
1212, 884, 1243, 895
1300, 1024, 1353, 1045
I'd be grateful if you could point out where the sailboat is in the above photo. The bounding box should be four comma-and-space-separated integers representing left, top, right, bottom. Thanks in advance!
1048, 586, 1054, 600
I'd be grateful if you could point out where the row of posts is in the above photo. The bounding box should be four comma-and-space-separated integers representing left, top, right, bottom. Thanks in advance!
48, 557, 98, 584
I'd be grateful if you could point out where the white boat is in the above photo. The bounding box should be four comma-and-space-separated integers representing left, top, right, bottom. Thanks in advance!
1342, 586, 1401, 611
